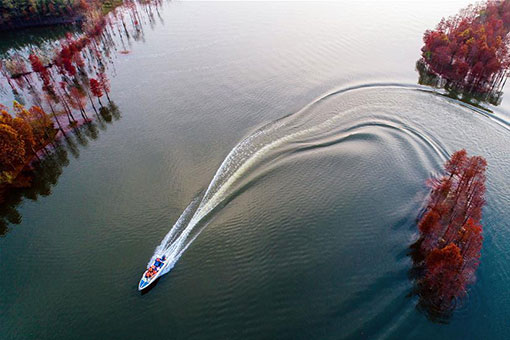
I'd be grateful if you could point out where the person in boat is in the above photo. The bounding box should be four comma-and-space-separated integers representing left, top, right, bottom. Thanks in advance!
146, 265, 157, 279
155, 256, 166, 267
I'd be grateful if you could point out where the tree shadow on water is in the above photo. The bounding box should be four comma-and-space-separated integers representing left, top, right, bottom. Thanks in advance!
0, 102, 121, 236
416, 60, 502, 109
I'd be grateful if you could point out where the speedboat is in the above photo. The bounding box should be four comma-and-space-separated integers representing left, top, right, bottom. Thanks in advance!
138, 255, 168, 291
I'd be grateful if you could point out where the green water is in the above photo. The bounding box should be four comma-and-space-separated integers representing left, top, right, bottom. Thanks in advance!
1, 1, 510, 339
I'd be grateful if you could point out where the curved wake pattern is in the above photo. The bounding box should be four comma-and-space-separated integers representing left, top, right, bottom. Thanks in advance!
146, 82, 495, 277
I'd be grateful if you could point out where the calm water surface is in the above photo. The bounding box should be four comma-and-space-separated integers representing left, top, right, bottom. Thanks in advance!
1, 1, 510, 339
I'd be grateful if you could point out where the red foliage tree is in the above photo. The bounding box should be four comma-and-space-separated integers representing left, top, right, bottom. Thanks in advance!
422, 243, 466, 310
89, 78, 104, 105
415, 149, 486, 314
0, 123, 26, 172
97, 72, 111, 102
69, 86, 89, 120
0, 107, 35, 173
419, 0, 510, 101
13, 102, 55, 153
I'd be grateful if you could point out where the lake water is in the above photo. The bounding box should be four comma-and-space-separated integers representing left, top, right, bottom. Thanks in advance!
1, 1, 510, 339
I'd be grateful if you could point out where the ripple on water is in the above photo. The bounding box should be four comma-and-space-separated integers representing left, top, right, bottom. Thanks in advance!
141, 84, 510, 338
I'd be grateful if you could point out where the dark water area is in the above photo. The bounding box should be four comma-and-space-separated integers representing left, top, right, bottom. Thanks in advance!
0, 24, 81, 57
0, 103, 121, 235
1, 1, 510, 339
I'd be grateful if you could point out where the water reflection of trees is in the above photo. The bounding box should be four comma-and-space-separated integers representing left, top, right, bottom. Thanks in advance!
417, 60, 503, 106
0, 102, 120, 236
0, 24, 81, 58
0, 0, 165, 108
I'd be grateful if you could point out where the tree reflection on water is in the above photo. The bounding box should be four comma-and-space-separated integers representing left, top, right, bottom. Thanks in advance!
0, 102, 121, 236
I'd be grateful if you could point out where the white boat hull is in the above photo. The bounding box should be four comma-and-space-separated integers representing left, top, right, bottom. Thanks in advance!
138, 256, 169, 291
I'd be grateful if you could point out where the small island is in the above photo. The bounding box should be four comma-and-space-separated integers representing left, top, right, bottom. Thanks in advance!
417, 0, 510, 105
412, 150, 486, 319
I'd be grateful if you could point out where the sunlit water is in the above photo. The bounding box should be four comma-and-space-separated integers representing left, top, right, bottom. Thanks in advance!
1, 1, 510, 339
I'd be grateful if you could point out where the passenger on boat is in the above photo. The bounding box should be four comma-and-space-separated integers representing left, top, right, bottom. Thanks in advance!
156, 256, 167, 267
146, 265, 157, 279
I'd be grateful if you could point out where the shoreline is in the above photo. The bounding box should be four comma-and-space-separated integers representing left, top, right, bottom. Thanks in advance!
0, 16, 84, 33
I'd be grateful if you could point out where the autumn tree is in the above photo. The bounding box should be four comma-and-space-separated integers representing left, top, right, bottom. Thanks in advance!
414, 149, 486, 316
89, 78, 104, 106
0, 106, 35, 175
13, 101, 57, 156
420, 243, 466, 312
98, 72, 111, 103
418, 0, 510, 104
0, 124, 26, 173
69, 86, 89, 120
28, 106, 56, 149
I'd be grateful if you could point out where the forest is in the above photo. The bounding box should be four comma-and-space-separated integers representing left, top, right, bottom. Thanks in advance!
0, 101, 120, 235
418, 0, 510, 105
0, 102, 55, 184
0, 0, 162, 207
412, 150, 487, 320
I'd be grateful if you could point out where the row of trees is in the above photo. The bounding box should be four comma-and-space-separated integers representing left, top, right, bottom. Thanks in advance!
0, 0, 163, 193
419, 0, 510, 104
0, 0, 161, 130
0, 102, 120, 236
0, 18, 114, 137
413, 150, 486, 318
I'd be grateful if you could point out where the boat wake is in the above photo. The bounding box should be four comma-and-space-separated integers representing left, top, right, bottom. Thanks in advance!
142, 82, 496, 284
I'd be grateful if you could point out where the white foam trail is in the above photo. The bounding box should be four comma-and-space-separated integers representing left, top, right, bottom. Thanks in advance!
147, 195, 201, 267
145, 84, 448, 278
147, 111, 344, 276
